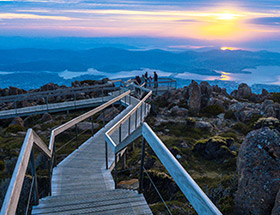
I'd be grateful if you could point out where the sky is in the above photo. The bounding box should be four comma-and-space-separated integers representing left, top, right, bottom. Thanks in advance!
0, 0, 280, 51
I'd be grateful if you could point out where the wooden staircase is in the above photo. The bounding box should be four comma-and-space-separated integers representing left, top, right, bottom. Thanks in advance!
32, 190, 151, 214
31, 92, 152, 214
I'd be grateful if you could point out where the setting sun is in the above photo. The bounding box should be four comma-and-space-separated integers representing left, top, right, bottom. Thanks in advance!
221, 47, 234, 50
216, 12, 242, 20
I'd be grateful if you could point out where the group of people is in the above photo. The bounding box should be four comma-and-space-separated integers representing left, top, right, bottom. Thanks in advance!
135, 71, 158, 88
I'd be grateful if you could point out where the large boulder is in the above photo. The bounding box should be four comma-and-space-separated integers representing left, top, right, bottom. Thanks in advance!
9, 86, 25, 95
188, 80, 201, 114
40, 83, 59, 91
231, 83, 252, 99
195, 121, 213, 132
262, 99, 277, 118
272, 189, 280, 215
170, 106, 188, 116
41, 113, 52, 122
200, 81, 212, 108
235, 127, 280, 215
239, 109, 261, 122
9, 117, 24, 127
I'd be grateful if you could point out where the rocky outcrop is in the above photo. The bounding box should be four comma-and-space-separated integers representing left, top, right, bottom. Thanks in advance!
231, 83, 252, 99
0, 79, 112, 110
188, 80, 201, 114
235, 127, 280, 215
200, 81, 212, 108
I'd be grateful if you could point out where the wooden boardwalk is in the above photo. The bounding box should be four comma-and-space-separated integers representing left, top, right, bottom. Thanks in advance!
32, 93, 152, 215
0, 96, 114, 119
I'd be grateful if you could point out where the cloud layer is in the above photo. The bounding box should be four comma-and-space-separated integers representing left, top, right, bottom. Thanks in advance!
0, 0, 279, 44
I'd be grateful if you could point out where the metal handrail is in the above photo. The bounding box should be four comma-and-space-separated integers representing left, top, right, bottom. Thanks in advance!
141, 123, 222, 215
48, 90, 130, 154
104, 83, 221, 215
0, 129, 51, 215
0, 89, 130, 215
0, 83, 115, 102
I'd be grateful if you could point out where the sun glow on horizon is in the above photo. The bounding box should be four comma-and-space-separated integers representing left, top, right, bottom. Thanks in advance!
220, 47, 239, 50
220, 71, 231, 81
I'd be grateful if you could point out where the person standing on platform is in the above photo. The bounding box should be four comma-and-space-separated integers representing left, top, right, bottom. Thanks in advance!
144, 72, 148, 87
154, 71, 158, 88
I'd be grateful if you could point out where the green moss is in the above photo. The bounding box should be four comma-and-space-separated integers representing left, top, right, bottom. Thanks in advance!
150, 201, 195, 215
4, 125, 25, 133
232, 122, 251, 135
272, 92, 280, 103
224, 110, 236, 120
201, 105, 224, 117
219, 131, 238, 141
177, 100, 188, 109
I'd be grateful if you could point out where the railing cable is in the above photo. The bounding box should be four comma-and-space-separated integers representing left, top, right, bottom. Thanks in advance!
143, 167, 172, 215
25, 176, 35, 215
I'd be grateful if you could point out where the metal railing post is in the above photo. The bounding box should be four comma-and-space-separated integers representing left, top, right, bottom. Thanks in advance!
144, 101, 146, 117
102, 88, 104, 102
105, 141, 108, 169
48, 158, 52, 196
75, 124, 78, 148
14, 97, 17, 116
119, 124, 122, 143
135, 109, 138, 129
114, 153, 118, 189
30, 149, 39, 205
128, 116, 131, 135
46, 94, 49, 112
53, 140, 57, 167
74, 92, 77, 109
139, 137, 146, 193
140, 103, 143, 122
91, 115, 94, 135
103, 110, 105, 126
129, 93, 131, 105
122, 150, 126, 170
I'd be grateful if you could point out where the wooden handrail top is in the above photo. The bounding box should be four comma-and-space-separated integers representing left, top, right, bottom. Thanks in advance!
48, 90, 130, 153
106, 90, 152, 136
108, 79, 128, 87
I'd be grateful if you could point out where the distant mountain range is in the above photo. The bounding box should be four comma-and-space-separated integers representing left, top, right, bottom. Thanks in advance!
1, 48, 280, 75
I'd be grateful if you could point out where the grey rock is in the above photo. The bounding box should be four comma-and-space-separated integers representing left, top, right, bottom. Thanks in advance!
235, 127, 280, 215
9, 117, 24, 127
195, 121, 213, 132
188, 80, 201, 114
